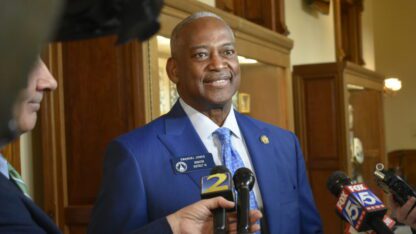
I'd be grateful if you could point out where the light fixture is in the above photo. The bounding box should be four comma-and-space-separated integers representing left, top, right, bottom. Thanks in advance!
156, 35, 171, 54
347, 84, 365, 90
156, 35, 170, 45
384, 78, 402, 95
238, 56, 258, 64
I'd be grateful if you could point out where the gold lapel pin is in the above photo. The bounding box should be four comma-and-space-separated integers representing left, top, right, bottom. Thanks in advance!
260, 135, 269, 144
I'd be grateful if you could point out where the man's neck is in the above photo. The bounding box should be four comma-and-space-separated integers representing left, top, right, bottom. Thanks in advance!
201, 106, 230, 126
179, 98, 232, 126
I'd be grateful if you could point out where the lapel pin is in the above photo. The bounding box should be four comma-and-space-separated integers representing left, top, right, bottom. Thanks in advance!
260, 135, 269, 144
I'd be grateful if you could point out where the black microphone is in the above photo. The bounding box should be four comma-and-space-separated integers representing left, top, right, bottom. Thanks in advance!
233, 167, 256, 234
374, 163, 416, 207
327, 171, 394, 234
200, 166, 235, 234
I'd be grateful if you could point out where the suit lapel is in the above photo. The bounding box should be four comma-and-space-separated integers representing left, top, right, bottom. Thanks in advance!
0, 172, 60, 233
236, 113, 284, 232
158, 102, 211, 188
20, 195, 61, 233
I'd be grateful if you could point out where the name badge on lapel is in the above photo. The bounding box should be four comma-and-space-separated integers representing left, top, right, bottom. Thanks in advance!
171, 153, 215, 174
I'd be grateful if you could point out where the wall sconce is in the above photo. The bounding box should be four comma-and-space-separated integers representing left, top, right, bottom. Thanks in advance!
384, 77, 402, 95
238, 56, 258, 64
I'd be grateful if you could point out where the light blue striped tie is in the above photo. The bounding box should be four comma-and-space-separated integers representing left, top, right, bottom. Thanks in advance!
8, 162, 31, 198
213, 127, 259, 212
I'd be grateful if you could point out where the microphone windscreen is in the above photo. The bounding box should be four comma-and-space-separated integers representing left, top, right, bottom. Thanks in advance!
233, 167, 255, 191
327, 171, 352, 197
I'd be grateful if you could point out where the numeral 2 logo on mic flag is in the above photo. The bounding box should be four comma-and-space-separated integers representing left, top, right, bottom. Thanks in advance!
201, 173, 231, 194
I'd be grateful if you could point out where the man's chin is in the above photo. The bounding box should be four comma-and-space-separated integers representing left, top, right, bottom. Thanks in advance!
208, 100, 233, 110
17, 116, 37, 133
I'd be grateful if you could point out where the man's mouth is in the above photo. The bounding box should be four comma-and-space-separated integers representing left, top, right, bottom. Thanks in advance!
28, 102, 41, 111
28, 100, 41, 104
28, 94, 43, 110
204, 77, 231, 88
29, 93, 43, 103
204, 72, 232, 87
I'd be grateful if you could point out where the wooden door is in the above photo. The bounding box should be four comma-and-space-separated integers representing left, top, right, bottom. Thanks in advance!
39, 36, 147, 233
293, 63, 345, 234
0, 141, 21, 172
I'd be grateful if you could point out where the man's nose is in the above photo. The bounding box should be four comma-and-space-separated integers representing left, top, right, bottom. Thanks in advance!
38, 75, 58, 92
208, 53, 226, 70
36, 65, 58, 92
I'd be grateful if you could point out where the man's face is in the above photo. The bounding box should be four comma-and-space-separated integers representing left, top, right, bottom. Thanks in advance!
168, 17, 240, 112
14, 59, 57, 133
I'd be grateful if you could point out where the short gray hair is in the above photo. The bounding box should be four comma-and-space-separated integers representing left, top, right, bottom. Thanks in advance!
170, 11, 234, 58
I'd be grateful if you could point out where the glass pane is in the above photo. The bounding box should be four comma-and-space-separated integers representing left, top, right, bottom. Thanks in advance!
156, 35, 178, 115
347, 85, 383, 185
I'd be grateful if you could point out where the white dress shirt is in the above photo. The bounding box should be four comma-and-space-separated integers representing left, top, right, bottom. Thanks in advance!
179, 99, 264, 209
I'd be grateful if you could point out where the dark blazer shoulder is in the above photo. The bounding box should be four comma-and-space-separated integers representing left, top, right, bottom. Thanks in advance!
0, 174, 61, 234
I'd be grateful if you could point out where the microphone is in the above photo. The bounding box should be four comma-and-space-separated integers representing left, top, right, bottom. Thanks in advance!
344, 216, 396, 234
233, 167, 256, 234
327, 171, 394, 234
200, 166, 235, 234
374, 163, 416, 207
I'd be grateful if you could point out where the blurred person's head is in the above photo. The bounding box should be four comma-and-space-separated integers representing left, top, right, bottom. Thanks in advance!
13, 59, 57, 133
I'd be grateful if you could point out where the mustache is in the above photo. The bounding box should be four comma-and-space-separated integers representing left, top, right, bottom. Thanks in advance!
28, 93, 43, 104
204, 71, 232, 80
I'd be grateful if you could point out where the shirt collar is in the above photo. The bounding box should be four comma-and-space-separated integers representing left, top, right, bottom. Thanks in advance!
221, 105, 242, 139
179, 98, 242, 139
0, 153, 9, 179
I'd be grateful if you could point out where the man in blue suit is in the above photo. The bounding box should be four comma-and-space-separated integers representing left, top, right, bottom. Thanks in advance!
89, 11, 322, 234
0, 59, 60, 233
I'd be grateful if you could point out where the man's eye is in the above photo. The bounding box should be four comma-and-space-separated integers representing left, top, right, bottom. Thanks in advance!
194, 52, 208, 59
224, 49, 235, 56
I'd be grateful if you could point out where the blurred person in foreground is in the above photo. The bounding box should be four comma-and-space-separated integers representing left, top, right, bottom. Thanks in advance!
0, 59, 59, 233
393, 196, 416, 233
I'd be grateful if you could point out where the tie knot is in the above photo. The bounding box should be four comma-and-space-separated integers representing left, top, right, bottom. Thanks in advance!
214, 127, 232, 145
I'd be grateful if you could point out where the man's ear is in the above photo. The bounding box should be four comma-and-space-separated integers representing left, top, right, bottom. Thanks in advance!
166, 57, 179, 84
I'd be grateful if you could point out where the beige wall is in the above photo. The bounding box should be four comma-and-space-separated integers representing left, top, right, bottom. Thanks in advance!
285, 0, 336, 65
197, 0, 215, 7
374, 0, 416, 152
286, 0, 376, 68
20, 131, 44, 203
20, 132, 35, 197
362, 0, 375, 70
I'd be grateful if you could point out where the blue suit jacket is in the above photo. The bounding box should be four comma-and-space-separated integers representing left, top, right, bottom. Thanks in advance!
0, 174, 61, 234
89, 102, 322, 234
